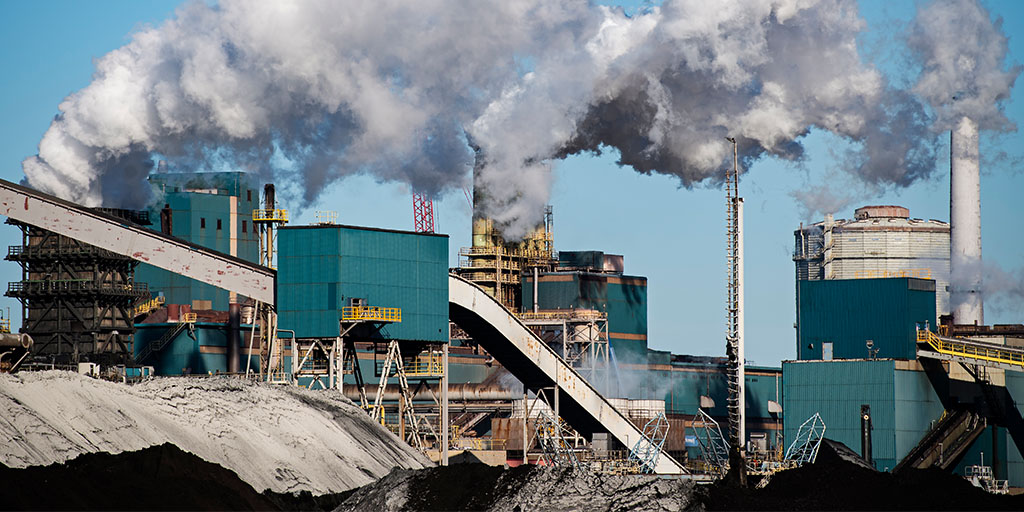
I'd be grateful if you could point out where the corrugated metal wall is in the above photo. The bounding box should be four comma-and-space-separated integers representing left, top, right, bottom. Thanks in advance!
794, 221, 950, 320
782, 359, 1017, 482
784, 359, 899, 469
136, 179, 259, 309
797, 278, 936, 360
278, 225, 448, 342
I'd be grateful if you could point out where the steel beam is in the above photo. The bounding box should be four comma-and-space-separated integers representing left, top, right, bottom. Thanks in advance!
448, 274, 686, 475
0, 178, 275, 305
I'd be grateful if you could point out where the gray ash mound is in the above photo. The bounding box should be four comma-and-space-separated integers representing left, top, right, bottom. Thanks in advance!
336, 463, 702, 511
701, 439, 1024, 511
0, 443, 277, 511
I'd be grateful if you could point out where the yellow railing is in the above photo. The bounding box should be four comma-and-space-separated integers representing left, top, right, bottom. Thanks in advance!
180, 312, 198, 323
252, 209, 289, 223
918, 329, 1024, 369
341, 306, 401, 323
405, 351, 444, 376
133, 296, 166, 317
0, 318, 9, 334
854, 268, 932, 280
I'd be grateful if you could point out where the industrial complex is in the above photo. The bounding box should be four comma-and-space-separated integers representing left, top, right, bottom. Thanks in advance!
0, 107, 1022, 497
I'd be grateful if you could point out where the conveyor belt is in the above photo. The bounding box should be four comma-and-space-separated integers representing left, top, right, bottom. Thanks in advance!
448, 274, 686, 475
0, 178, 275, 305
917, 329, 1024, 372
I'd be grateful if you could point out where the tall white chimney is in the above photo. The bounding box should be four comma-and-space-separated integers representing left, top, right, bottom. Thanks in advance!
950, 116, 983, 325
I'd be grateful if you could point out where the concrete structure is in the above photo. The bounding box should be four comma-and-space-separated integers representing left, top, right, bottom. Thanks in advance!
950, 116, 984, 325
794, 206, 950, 320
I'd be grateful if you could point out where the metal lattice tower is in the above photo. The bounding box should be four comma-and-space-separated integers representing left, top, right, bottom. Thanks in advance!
628, 412, 670, 473
784, 413, 827, 465
724, 138, 746, 455
412, 193, 435, 233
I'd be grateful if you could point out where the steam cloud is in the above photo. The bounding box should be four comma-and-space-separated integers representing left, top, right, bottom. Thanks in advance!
20, 0, 1019, 238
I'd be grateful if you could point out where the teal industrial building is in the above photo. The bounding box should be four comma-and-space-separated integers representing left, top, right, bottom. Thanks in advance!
123, 177, 1024, 486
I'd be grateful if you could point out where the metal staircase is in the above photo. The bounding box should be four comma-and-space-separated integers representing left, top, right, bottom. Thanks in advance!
894, 409, 986, 473
135, 320, 194, 364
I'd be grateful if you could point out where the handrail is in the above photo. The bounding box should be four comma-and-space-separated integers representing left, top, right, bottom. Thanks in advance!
854, 268, 932, 280
917, 328, 1024, 369
341, 306, 401, 323
251, 208, 289, 223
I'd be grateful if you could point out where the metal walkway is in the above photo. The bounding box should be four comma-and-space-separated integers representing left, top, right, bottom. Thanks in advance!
448, 274, 687, 474
917, 328, 1024, 372
894, 409, 986, 473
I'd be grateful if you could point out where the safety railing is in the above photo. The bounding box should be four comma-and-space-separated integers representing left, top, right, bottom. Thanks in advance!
917, 328, 1024, 369
518, 309, 607, 322
0, 318, 9, 334
405, 351, 444, 377
341, 306, 401, 323
252, 209, 289, 223
854, 268, 932, 280
133, 295, 166, 317
7, 280, 147, 296
180, 312, 198, 323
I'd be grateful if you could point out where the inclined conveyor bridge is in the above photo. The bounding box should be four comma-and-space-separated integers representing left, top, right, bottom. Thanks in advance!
0, 178, 685, 474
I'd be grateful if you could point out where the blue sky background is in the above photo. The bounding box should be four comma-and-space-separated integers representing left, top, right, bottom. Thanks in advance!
0, 1, 1021, 367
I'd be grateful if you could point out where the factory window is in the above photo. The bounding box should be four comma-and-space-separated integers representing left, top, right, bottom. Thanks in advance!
217, 219, 222, 230
200, 218, 206, 229
247, 190, 252, 202
242, 220, 247, 233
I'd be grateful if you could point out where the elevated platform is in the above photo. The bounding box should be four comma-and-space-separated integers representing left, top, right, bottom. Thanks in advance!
447, 274, 686, 475
917, 329, 1024, 372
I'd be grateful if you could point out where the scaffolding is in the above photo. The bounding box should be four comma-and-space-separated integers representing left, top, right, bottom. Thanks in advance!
5, 210, 150, 366
249, 184, 288, 381
455, 206, 556, 310
519, 309, 610, 391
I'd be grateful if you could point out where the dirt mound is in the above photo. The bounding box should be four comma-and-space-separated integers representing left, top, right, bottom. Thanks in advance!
336, 464, 702, 511
0, 443, 276, 511
0, 371, 431, 494
701, 439, 1024, 511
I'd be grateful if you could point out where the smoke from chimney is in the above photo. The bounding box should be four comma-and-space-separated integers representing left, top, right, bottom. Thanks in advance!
18, 0, 1019, 239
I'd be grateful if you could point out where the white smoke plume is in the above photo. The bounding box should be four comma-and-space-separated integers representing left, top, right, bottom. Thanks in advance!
19, 0, 1016, 238
909, 0, 1021, 132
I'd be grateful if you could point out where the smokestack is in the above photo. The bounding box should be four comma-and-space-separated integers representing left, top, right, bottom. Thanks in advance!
950, 116, 983, 325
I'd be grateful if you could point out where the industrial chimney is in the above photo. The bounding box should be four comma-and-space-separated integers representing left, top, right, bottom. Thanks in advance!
950, 116, 983, 325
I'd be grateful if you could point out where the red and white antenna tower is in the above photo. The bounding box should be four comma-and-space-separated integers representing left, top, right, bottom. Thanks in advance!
412, 193, 435, 233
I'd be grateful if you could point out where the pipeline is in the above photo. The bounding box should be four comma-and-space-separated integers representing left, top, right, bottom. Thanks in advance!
343, 383, 519, 402
0, 333, 32, 349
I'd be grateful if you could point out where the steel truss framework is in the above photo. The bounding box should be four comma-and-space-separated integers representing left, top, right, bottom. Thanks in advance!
6, 220, 147, 365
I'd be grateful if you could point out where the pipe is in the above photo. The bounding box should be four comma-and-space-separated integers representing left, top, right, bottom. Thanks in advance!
343, 383, 519, 402
950, 116, 983, 325
227, 302, 240, 373
533, 267, 539, 313
0, 333, 32, 349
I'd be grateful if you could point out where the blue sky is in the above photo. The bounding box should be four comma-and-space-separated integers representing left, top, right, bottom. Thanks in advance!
1, 1, 1022, 367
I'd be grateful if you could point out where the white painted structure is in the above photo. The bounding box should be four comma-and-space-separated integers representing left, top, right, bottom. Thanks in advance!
448, 274, 686, 474
950, 116, 984, 325
0, 178, 275, 305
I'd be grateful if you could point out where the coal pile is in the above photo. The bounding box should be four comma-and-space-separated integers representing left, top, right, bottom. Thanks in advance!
0, 443, 277, 511
700, 439, 1024, 511
336, 463, 702, 511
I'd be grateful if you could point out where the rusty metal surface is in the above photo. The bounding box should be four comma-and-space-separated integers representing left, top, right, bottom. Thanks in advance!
0, 178, 275, 305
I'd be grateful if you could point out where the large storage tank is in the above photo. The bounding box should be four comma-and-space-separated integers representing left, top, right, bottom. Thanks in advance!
793, 206, 950, 318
